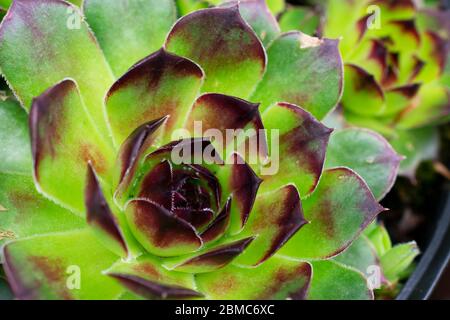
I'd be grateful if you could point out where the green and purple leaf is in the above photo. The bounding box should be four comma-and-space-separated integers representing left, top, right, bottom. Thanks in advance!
3, 229, 123, 300
105, 255, 202, 299
196, 255, 311, 300
234, 184, 308, 266
105, 49, 204, 147
325, 128, 402, 200
124, 199, 203, 257
29, 79, 115, 215
163, 237, 254, 273
260, 102, 332, 197
165, 5, 266, 98
279, 168, 385, 260
0, 0, 115, 138
251, 31, 343, 119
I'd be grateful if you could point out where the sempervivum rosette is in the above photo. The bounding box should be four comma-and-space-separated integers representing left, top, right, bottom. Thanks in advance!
321, 0, 450, 177
0, 0, 400, 300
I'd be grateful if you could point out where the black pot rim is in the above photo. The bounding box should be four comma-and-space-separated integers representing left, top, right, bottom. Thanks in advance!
397, 189, 450, 300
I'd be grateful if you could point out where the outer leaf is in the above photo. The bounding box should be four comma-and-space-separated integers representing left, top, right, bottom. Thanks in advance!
390, 127, 439, 178
325, 128, 402, 200
83, 0, 176, 77
0, 97, 31, 174
279, 7, 320, 35
279, 168, 385, 260
196, 255, 311, 300
3, 229, 123, 300
105, 49, 204, 147
0, 172, 83, 247
234, 184, 307, 266
105, 256, 201, 299
165, 5, 266, 98
260, 102, 332, 197
334, 235, 381, 276
251, 31, 343, 119
30, 79, 115, 215
222, 0, 280, 47
308, 260, 373, 300
381, 242, 419, 284
0, 0, 115, 138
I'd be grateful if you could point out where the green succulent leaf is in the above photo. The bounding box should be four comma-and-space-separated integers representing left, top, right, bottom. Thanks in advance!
165, 5, 266, 98
325, 128, 402, 200
29, 79, 115, 215
222, 0, 281, 47
163, 237, 254, 273
251, 31, 343, 119
0, 97, 31, 175
105, 49, 204, 147
390, 127, 439, 178
196, 255, 311, 299
279, 168, 385, 260
0, 0, 115, 139
308, 260, 373, 300
279, 6, 320, 35
234, 184, 308, 266
341, 64, 386, 116
380, 242, 419, 284
0, 172, 84, 247
105, 255, 202, 299
260, 102, 332, 197
334, 235, 381, 277
364, 223, 392, 257
3, 229, 123, 300
83, 0, 176, 77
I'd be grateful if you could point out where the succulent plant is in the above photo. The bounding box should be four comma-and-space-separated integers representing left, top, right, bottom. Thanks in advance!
0, 0, 404, 300
317, 0, 450, 178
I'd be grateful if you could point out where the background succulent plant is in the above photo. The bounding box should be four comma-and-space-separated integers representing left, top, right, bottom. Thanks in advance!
0, 0, 405, 300
282, 0, 450, 178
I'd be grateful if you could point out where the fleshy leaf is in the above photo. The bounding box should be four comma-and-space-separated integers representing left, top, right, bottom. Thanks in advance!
185, 93, 267, 161
279, 168, 385, 260
0, 0, 115, 138
341, 64, 385, 116
222, 0, 280, 47
381, 242, 419, 284
105, 256, 201, 299
308, 260, 373, 300
163, 237, 254, 273
390, 127, 439, 179
251, 31, 343, 119
325, 128, 402, 200
114, 117, 168, 189
165, 5, 266, 98
0, 172, 83, 247
196, 255, 311, 300
279, 6, 321, 36
124, 199, 202, 257
334, 235, 381, 277
0, 97, 31, 174
83, 0, 176, 77
260, 102, 332, 197
200, 197, 232, 245
216, 153, 261, 234
105, 49, 204, 147
3, 229, 123, 300
234, 185, 307, 266
30, 79, 115, 215
85, 164, 128, 257
397, 83, 450, 129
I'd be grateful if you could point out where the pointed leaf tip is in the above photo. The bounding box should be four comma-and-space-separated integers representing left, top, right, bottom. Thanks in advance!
85, 163, 128, 256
